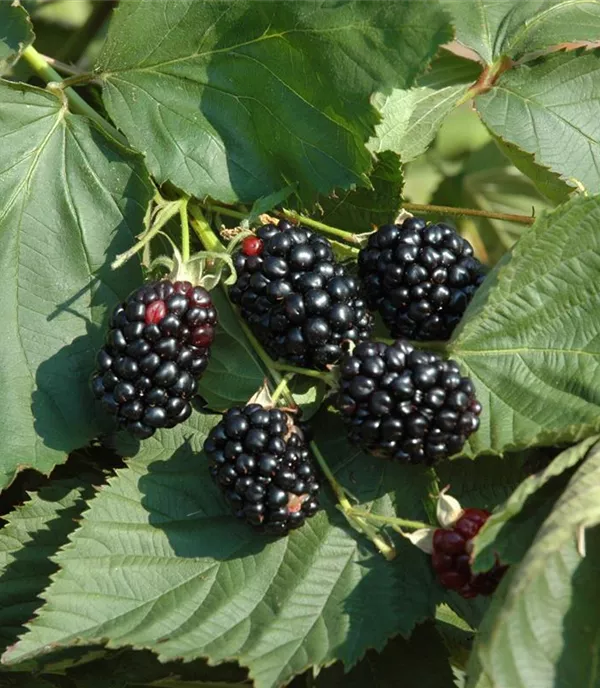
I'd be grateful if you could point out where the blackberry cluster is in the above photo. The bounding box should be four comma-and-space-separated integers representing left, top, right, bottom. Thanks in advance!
432, 508, 508, 598
229, 220, 373, 369
91, 280, 217, 439
204, 404, 320, 535
337, 339, 481, 465
358, 217, 485, 340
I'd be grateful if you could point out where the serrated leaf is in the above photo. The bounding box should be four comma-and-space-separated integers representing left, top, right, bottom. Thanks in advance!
476, 50, 600, 194
370, 85, 469, 164
444, 0, 600, 63
448, 195, 600, 456
492, 136, 573, 204
96, 0, 451, 204
466, 447, 600, 688
0, 2, 33, 74
473, 437, 600, 571
318, 151, 404, 232
2, 411, 442, 688
0, 81, 153, 490
0, 477, 96, 651
368, 51, 481, 164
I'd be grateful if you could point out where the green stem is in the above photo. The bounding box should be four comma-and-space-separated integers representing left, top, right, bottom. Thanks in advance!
195, 200, 362, 246
37, 54, 87, 77
403, 202, 534, 225
189, 204, 225, 251
180, 197, 191, 263
272, 373, 295, 405
60, 72, 98, 89
377, 337, 448, 355
348, 509, 430, 531
280, 209, 362, 245
21, 46, 128, 147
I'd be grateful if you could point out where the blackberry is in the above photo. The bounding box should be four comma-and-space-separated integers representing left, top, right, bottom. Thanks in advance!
358, 217, 485, 340
336, 339, 481, 465
432, 508, 508, 598
229, 219, 373, 369
91, 280, 217, 439
204, 404, 320, 535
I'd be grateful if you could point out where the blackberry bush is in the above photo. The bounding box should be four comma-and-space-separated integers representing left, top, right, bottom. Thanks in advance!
358, 217, 485, 340
337, 339, 481, 465
204, 403, 320, 535
91, 280, 217, 439
229, 219, 373, 369
432, 508, 508, 598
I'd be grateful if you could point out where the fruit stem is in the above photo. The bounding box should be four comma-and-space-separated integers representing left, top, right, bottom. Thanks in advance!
180, 196, 191, 263
402, 202, 535, 226
272, 374, 295, 405
377, 337, 448, 355
188, 204, 225, 252
348, 509, 430, 531
280, 209, 363, 246
20, 46, 128, 147
195, 201, 362, 246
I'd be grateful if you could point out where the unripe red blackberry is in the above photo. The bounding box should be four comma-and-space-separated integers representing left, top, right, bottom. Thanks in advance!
336, 339, 481, 465
432, 508, 508, 598
91, 280, 217, 439
229, 219, 373, 369
204, 404, 320, 535
358, 217, 485, 340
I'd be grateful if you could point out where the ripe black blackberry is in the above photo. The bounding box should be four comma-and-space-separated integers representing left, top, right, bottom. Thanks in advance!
204, 404, 320, 535
229, 220, 373, 369
432, 508, 508, 598
91, 280, 217, 439
337, 339, 481, 465
358, 217, 485, 340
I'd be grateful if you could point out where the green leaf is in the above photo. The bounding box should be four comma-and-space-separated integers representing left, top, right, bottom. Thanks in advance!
2, 412, 442, 688
369, 52, 481, 165
417, 50, 482, 89
466, 446, 600, 688
476, 50, 600, 194
370, 85, 468, 164
0, 2, 33, 74
96, 0, 451, 204
473, 437, 600, 570
297, 623, 455, 688
449, 194, 600, 456
492, 136, 573, 204
197, 290, 263, 411
0, 81, 153, 490
496, 0, 600, 59
318, 151, 404, 232
0, 476, 96, 652
444, 0, 600, 63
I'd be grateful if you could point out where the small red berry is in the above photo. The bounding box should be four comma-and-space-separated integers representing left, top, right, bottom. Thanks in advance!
145, 300, 167, 325
242, 236, 264, 256
192, 325, 215, 348
438, 570, 469, 591
431, 551, 453, 573
433, 528, 466, 555
454, 508, 489, 539
173, 280, 193, 295
189, 286, 212, 308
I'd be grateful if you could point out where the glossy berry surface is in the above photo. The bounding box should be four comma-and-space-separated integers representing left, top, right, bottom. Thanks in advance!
204, 404, 320, 535
358, 217, 485, 340
336, 339, 482, 465
229, 219, 373, 369
91, 280, 217, 439
432, 508, 508, 598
